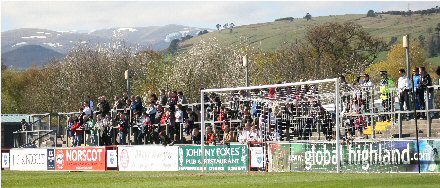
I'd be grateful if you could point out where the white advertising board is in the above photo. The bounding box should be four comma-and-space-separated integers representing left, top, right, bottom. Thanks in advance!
10, 149, 47, 171
2, 153, 10, 168
250, 147, 264, 168
118, 146, 178, 171
107, 150, 118, 168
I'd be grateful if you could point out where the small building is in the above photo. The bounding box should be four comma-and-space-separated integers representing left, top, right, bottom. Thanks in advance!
1, 114, 30, 148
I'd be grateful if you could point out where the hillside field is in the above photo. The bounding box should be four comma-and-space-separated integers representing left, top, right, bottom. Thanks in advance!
2, 171, 440, 188
180, 13, 440, 63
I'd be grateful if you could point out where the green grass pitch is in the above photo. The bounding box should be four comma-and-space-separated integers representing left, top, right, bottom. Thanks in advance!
2, 171, 440, 188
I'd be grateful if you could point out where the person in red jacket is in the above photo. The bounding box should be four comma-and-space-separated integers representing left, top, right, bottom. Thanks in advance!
217, 107, 227, 130
71, 117, 84, 147
205, 126, 215, 145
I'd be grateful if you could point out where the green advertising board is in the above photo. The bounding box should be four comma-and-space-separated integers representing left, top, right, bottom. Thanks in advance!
178, 144, 248, 171
269, 139, 440, 173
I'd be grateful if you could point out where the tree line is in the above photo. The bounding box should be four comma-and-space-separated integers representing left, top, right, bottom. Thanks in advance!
1, 21, 433, 114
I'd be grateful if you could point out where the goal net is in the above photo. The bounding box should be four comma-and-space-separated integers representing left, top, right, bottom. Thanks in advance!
199, 78, 342, 172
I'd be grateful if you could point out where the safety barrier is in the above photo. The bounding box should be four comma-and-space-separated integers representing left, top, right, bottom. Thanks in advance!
267, 139, 440, 173
2, 139, 438, 173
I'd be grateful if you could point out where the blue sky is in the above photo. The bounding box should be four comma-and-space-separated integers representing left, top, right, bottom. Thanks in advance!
1, 1, 439, 32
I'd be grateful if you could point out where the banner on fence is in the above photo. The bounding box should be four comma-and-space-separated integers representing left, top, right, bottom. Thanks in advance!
55, 147, 106, 171
2, 153, 10, 168
250, 147, 264, 168
107, 150, 117, 168
118, 146, 178, 171
178, 145, 248, 171
47, 149, 55, 170
10, 149, 48, 171
268, 139, 440, 173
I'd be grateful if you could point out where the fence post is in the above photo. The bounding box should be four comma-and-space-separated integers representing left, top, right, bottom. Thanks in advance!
398, 111, 402, 138
129, 110, 132, 145
334, 78, 341, 173
425, 90, 430, 137
38, 131, 41, 147
372, 89, 376, 139
180, 123, 183, 142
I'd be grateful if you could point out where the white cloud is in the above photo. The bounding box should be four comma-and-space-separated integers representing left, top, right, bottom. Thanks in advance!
1, 1, 439, 32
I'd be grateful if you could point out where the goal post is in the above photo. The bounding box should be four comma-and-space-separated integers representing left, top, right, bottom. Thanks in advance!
200, 78, 342, 172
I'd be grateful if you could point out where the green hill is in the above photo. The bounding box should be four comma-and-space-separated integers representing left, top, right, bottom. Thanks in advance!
179, 13, 440, 62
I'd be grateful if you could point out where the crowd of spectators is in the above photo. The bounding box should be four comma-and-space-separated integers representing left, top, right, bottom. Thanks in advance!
66, 66, 436, 147
67, 80, 336, 147
339, 66, 435, 140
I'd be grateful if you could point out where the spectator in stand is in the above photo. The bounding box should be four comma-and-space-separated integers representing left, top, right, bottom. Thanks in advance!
175, 104, 184, 142
205, 126, 215, 145
71, 116, 83, 147
244, 120, 252, 141
177, 91, 188, 104
94, 114, 103, 146
218, 106, 227, 130
131, 95, 144, 117
67, 116, 75, 143
269, 87, 276, 99
413, 67, 421, 118
87, 95, 95, 112
360, 74, 374, 87
113, 96, 125, 113
83, 101, 92, 116
138, 112, 153, 144
101, 115, 112, 146
98, 96, 111, 117
242, 107, 252, 124
249, 126, 261, 142
419, 66, 434, 119
177, 91, 188, 118
222, 125, 233, 145
160, 107, 170, 126
118, 113, 129, 145
159, 89, 168, 106
397, 69, 411, 120
192, 127, 201, 144
155, 105, 164, 125
124, 99, 132, 116
21, 119, 30, 131
379, 71, 394, 121
237, 127, 247, 144
185, 108, 198, 136
162, 107, 177, 144
146, 102, 157, 123
168, 91, 178, 111
85, 115, 97, 145
122, 92, 129, 102
149, 93, 158, 105
212, 126, 221, 144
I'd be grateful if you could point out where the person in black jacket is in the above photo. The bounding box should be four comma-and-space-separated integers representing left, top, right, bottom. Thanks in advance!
419, 67, 433, 119
97, 96, 111, 117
